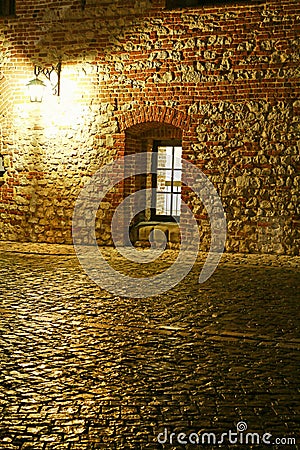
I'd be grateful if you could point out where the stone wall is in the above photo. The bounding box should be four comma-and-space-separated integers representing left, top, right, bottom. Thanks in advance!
0, 0, 299, 254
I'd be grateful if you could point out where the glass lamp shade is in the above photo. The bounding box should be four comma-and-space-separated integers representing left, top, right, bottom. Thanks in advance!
27, 77, 46, 102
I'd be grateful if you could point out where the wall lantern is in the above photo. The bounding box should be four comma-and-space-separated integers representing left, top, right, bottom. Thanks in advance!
27, 77, 46, 102
27, 61, 62, 102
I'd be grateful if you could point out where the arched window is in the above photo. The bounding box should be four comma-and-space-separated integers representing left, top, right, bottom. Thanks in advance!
123, 123, 183, 246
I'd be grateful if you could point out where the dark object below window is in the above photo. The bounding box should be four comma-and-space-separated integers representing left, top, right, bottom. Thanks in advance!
0, 0, 15, 17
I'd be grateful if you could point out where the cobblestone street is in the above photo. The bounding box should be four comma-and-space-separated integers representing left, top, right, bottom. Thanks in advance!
0, 242, 299, 449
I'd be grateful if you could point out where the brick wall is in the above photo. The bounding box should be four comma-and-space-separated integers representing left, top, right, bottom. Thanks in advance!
0, 0, 299, 254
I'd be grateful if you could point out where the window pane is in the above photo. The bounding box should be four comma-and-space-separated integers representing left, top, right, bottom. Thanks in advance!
172, 194, 181, 216
156, 193, 172, 216
173, 182, 181, 193
174, 147, 182, 169
173, 169, 181, 182
157, 146, 172, 169
157, 169, 172, 192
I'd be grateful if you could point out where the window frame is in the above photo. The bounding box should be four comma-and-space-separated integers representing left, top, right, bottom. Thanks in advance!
0, 0, 15, 17
151, 139, 182, 223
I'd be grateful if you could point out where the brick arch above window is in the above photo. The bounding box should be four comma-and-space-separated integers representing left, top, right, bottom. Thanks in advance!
117, 106, 190, 133
126, 121, 182, 140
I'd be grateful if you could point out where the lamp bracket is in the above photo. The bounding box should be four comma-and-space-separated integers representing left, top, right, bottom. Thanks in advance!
34, 61, 62, 96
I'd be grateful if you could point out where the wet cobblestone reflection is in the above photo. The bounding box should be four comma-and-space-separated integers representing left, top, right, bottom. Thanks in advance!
0, 243, 299, 449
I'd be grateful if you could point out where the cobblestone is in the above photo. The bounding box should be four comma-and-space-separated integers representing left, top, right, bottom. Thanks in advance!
0, 242, 299, 449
